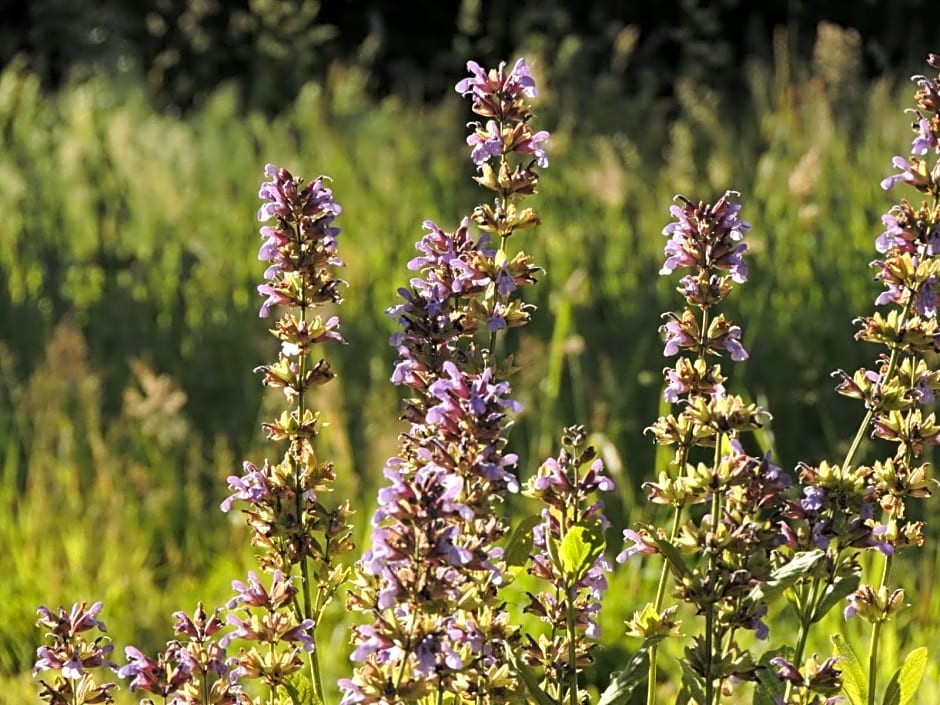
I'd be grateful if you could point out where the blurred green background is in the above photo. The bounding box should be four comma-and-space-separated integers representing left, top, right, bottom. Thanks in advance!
3, 1, 940, 702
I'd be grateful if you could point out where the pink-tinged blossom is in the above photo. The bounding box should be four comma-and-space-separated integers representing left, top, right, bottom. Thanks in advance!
455, 58, 537, 108
660, 192, 750, 283
254, 164, 344, 317
466, 120, 503, 165
911, 116, 938, 155
515, 129, 550, 167
220, 461, 270, 512
880, 155, 929, 191
616, 528, 658, 563
661, 315, 697, 357
875, 209, 919, 254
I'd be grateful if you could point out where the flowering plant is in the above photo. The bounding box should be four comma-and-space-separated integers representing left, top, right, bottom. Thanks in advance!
32, 53, 940, 705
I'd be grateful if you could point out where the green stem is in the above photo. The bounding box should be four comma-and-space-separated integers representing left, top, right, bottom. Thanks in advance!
868, 513, 897, 705
565, 584, 579, 705
704, 605, 716, 705
488, 232, 511, 357
647, 504, 683, 705
704, 437, 724, 705
647, 300, 711, 705
867, 620, 883, 705
782, 579, 820, 702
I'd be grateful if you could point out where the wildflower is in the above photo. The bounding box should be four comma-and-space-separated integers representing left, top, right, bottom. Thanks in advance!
255, 163, 343, 317
660, 192, 750, 284
523, 427, 613, 699
345, 58, 547, 705
34, 603, 117, 705
616, 528, 658, 563
880, 155, 933, 192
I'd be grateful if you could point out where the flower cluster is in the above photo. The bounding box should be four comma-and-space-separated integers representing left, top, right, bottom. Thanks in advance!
34, 602, 117, 705
522, 426, 613, 703
627, 193, 792, 701
341, 59, 550, 705
223, 571, 316, 689
119, 603, 245, 704
813, 53, 940, 684
764, 55, 940, 705
218, 164, 354, 703
456, 58, 548, 238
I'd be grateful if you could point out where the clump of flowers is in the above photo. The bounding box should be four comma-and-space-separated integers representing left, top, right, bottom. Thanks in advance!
624, 192, 791, 705
522, 425, 613, 705
119, 603, 246, 704
340, 58, 546, 705
34, 602, 118, 705
219, 163, 355, 703
31, 50, 940, 705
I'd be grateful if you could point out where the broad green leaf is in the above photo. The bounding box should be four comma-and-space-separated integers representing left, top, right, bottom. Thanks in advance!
504, 514, 542, 567
282, 672, 318, 705
505, 646, 557, 705
882, 646, 927, 705
751, 550, 825, 603
597, 637, 665, 705
832, 634, 867, 705
812, 573, 861, 623
559, 518, 605, 581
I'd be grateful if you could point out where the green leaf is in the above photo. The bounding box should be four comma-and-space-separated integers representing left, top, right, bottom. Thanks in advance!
504, 514, 542, 568
882, 647, 928, 705
649, 532, 689, 581
505, 646, 557, 705
832, 634, 867, 705
559, 518, 606, 581
597, 637, 664, 705
678, 659, 707, 705
751, 550, 825, 603
812, 573, 861, 623
282, 672, 318, 705
754, 648, 791, 705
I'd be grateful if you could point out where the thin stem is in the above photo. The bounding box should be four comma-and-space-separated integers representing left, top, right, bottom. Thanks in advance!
565, 584, 579, 705
647, 300, 711, 705
868, 621, 883, 705
487, 232, 511, 357
647, 504, 683, 705
703, 606, 716, 705
704, 436, 724, 705
868, 507, 897, 705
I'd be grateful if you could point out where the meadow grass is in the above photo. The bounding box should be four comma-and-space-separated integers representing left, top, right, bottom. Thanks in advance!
3, 36, 940, 702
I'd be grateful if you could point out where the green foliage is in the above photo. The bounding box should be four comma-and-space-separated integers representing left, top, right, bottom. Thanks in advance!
559, 519, 606, 582
596, 638, 662, 705
832, 633, 868, 705
881, 647, 928, 705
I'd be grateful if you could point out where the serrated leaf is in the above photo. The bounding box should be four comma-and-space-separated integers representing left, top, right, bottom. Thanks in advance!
678, 659, 707, 705
832, 633, 867, 705
751, 550, 825, 603
882, 646, 927, 705
597, 636, 665, 705
505, 514, 542, 567
812, 573, 861, 623
754, 648, 791, 705
505, 646, 557, 705
559, 518, 605, 581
